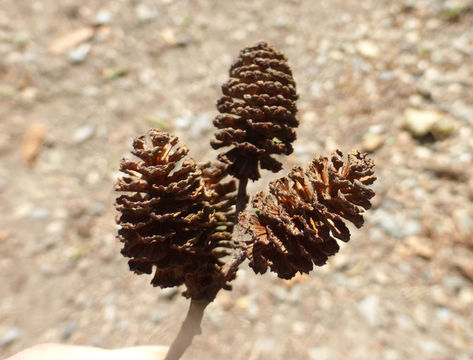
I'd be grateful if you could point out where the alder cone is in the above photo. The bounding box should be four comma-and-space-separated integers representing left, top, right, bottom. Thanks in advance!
239, 150, 376, 279
211, 41, 299, 181
115, 130, 236, 300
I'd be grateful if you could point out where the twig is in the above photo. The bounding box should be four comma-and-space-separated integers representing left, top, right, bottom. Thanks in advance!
235, 176, 249, 218
164, 300, 210, 360
223, 176, 249, 282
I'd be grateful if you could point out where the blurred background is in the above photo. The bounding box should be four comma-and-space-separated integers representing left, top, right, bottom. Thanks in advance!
1, 0, 472, 359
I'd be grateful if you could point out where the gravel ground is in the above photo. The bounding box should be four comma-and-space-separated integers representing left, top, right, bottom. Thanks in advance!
1, 0, 473, 359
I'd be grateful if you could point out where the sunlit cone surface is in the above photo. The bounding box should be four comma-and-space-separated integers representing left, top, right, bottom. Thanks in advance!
211, 41, 299, 181
200, 161, 237, 247
239, 150, 376, 279
115, 129, 236, 300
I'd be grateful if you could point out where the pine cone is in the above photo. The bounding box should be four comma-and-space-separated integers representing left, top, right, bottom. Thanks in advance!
239, 150, 376, 279
211, 41, 299, 181
115, 130, 235, 300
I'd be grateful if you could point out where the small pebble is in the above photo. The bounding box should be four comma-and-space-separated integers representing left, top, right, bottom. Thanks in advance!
405, 236, 434, 259
104, 305, 116, 322
403, 108, 456, 140
95, 10, 112, 25
458, 287, 473, 305
30, 207, 50, 220
253, 336, 278, 354
61, 319, 78, 340
174, 116, 190, 129
136, 4, 158, 23
294, 144, 310, 163
362, 133, 385, 153
420, 340, 446, 354
46, 221, 65, 234
0, 327, 21, 347
150, 309, 168, 324
368, 124, 385, 134
73, 125, 95, 143
247, 298, 259, 319
431, 117, 458, 140
190, 113, 212, 137
88, 335, 103, 347
160, 28, 178, 46
356, 40, 379, 58
404, 108, 440, 137
435, 307, 453, 322
310, 82, 322, 97
235, 295, 251, 311
118, 320, 129, 333
68, 43, 91, 64
308, 346, 332, 360
205, 304, 225, 327
270, 286, 290, 303
358, 295, 380, 326
379, 71, 395, 80
159, 287, 179, 300
370, 209, 403, 238
403, 219, 422, 237
383, 349, 401, 360
291, 321, 308, 336
91, 202, 106, 216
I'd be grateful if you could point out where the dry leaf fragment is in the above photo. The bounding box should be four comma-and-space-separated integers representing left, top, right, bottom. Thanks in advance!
48, 27, 95, 55
21, 123, 46, 165
455, 259, 473, 283
160, 28, 177, 46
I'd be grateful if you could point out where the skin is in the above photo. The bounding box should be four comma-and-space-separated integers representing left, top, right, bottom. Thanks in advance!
5, 344, 169, 360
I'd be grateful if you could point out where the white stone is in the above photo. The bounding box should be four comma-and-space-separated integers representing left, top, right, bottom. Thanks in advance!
356, 40, 379, 58
308, 347, 332, 360
358, 295, 380, 325
73, 125, 95, 143
68, 43, 91, 64
136, 4, 158, 23
403, 108, 441, 137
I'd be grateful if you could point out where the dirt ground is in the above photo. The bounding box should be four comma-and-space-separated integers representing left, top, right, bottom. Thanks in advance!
1, 0, 473, 359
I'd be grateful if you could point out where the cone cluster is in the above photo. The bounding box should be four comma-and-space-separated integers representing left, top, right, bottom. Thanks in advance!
211, 41, 299, 181
115, 42, 377, 301
239, 150, 376, 279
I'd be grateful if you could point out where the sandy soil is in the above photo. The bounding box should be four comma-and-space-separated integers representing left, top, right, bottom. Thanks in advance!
1, 0, 473, 359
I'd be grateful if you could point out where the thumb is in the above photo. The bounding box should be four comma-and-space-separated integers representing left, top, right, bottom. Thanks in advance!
110, 346, 169, 360
6, 344, 169, 360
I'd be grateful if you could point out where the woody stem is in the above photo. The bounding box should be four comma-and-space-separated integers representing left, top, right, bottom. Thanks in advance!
163, 299, 210, 360
221, 176, 249, 282
235, 176, 249, 219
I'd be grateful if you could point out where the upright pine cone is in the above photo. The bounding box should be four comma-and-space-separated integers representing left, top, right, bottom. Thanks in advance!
211, 41, 299, 181
239, 150, 376, 279
115, 129, 236, 300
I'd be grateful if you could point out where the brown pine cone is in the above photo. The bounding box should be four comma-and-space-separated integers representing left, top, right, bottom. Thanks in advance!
239, 150, 376, 279
211, 41, 299, 181
115, 129, 235, 300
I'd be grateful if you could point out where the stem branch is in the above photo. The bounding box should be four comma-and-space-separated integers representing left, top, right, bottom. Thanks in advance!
164, 300, 210, 360
235, 176, 249, 219
223, 176, 249, 281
